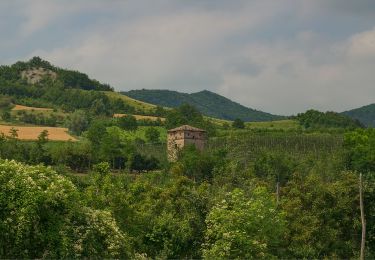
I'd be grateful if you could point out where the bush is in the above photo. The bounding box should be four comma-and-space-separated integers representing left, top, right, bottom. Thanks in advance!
232, 118, 245, 129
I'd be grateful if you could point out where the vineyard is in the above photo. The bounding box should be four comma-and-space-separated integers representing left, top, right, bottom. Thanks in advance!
135, 131, 344, 166
208, 131, 344, 161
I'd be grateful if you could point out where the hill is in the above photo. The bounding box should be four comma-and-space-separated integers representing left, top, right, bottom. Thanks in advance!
342, 103, 375, 127
123, 89, 282, 122
0, 56, 112, 91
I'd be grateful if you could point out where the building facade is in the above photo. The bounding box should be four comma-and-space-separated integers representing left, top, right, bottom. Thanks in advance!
167, 125, 207, 161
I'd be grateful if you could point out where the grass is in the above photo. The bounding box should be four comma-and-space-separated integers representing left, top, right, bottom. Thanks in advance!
114, 113, 166, 122
12, 104, 53, 111
245, 119, 300, 130
102, 91, 157, 113
111, 126, 168, 142
205, 116, 231, 125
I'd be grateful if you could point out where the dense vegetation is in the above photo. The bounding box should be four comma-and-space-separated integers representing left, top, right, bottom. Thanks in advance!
343, 103, 375, 127
0, 58, 374, 258
0, 125, 374, 258
295, 109, 363, 130
124, 89, 282, 121
0, 57, 112, 91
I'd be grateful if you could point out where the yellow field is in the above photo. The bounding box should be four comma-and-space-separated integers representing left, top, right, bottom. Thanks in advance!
114, 114, 166, 122
12, 104, 53, 111
0, 125, 77, 141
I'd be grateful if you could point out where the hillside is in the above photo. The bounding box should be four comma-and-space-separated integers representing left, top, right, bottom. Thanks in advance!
342, 103, 375, 127
0, 57, 112, 91
124, 89, 282, 122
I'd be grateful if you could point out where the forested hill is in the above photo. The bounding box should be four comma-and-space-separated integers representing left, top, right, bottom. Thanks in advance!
0, 57, 112, 91
342, 103, 375, 127
124, 89, 282, 122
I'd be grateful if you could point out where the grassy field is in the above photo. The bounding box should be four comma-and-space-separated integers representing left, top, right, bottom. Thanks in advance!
114, 113, 166, 122
103, 91, 157, 113
245, 119, 299, 130
12, 104, 53, 111
0, 125, 77, 141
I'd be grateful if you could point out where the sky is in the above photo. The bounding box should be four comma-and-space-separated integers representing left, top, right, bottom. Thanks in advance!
0, 0, 374, 115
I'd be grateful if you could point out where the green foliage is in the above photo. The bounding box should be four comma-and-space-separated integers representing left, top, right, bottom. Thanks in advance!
50, 141, 92, 172
0, 56, 112, 91
117, 115, 138, 131
125, 89, 282, 121
174, 145, 225, 183
0, 95, 12, 108
66, 109, 90, 135
344, 128, 375, 173
232, 118, 245, 129
99, 126, 135, 169
128, 175, 207, 259
1, 110, 11, 121
203, 188, 286, 259
145, 127, 160, 143
253, 151, 296, 185
296, 109, 363, 129
0, 160, 132, 258
86, 119, 107, 147
130, 153, 159, 173
281, 171, 361, 258
14, 110, 61, 126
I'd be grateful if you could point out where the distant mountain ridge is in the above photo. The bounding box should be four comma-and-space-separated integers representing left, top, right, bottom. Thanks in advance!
123, 89, 283, 122
342, 103, 375, 127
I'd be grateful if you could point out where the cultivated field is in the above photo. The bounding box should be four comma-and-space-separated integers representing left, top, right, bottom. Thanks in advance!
0, 125, 76, 141
12, 104, 53, 111
114, 113, 166, 122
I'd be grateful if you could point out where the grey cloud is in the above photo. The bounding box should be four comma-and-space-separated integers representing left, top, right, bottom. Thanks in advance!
1, 0, 374, 115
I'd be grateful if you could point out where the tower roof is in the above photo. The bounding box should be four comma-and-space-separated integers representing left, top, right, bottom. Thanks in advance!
167, 125, 206, 133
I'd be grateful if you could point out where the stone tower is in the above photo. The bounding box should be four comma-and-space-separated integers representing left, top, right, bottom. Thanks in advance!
167, 125, 207, 161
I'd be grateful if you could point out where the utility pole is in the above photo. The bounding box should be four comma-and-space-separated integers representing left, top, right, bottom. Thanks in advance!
360, 173, 366, 260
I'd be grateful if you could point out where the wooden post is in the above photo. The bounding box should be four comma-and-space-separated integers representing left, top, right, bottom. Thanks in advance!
276, 181, 280, 205
360, 173, 366, 260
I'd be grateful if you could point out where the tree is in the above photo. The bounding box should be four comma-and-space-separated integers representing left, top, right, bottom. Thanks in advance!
130, 153, 159, 173
1, 110, 11, 121
165, 104, 216, 135
232, 118, 245, 129
344, 128, 375, 173
9, 127, 18, 139
30, 130, 51, 164
145, 127, 160, 143
66, 110, 90, 135
100, 126, 135, 169
0, 160, 132, 258
117, 115, 138, 131
203, 188, 286, 259
175, 145, 219, 182
86, 120, 107, 147
90, 99, 107, 116
154, 106, 167, 116
281, 171, 362, 258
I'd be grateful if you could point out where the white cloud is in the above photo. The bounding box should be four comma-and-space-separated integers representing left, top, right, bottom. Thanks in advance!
346, 26, 375, 57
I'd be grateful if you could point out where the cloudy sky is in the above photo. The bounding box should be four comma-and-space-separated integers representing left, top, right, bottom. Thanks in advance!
0, 0, 374, 115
